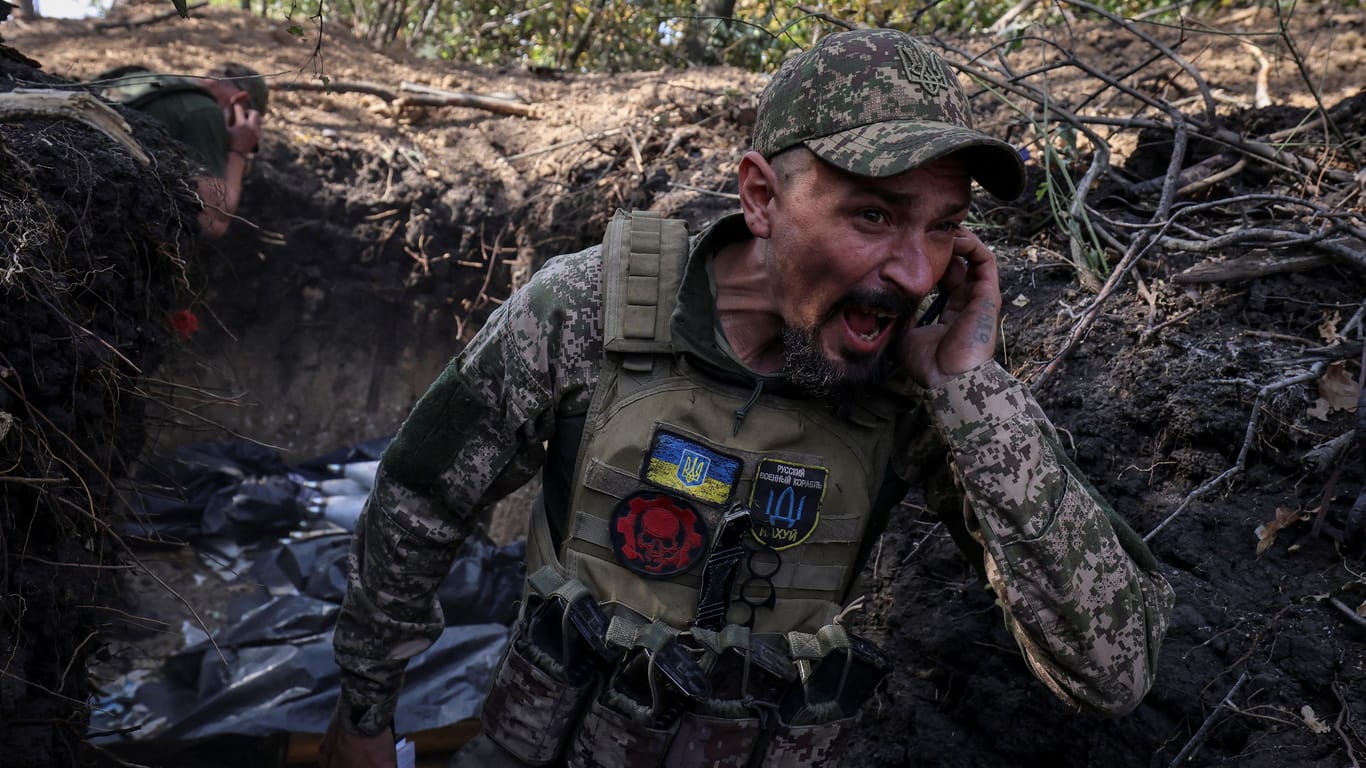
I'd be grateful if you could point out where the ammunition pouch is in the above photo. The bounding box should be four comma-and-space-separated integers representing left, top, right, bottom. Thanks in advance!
480, 566, 891, 768
567, 620, 704, 768
759, 715, 854, 766
480, 568, 618, 765
479, 635, 593, 765
662, 625, 790, 768
755, 624, 890, 766
666, 711, 763, 768
569, 682, 678, 768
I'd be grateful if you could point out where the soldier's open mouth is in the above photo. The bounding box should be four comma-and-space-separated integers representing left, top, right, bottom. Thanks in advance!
843, 304, 897, 343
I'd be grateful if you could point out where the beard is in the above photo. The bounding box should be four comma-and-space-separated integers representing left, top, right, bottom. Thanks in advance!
780, 325, 889, 397
781, 307, 907, 396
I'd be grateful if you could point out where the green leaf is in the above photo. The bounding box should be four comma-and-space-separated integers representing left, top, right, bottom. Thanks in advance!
171, 0, 189, 18
288, 24, 304, 36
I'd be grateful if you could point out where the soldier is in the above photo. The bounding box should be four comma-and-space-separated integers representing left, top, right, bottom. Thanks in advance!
320, 28, 1174, 768
95, 62, 266, 238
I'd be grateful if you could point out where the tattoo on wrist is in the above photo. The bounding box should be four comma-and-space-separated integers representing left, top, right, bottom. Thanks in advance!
974, 304, 996, 345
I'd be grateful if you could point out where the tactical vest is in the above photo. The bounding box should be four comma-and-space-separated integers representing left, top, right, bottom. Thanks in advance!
92, 66, 207, 110
525, 210, 905, 635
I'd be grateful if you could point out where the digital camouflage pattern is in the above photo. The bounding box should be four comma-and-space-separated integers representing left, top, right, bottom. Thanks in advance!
332, 213, 1173, 746
567, 697, 675, 768
758, 719, 853, 765
663, 712, 762, 767
478, 640, 592, 764
332, 249, 605, 736
931, 364, 1176, 714
751, 28, 1025, 200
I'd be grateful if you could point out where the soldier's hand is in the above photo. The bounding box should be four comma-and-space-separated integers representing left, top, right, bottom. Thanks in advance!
225, 101, 262, 155
318, 715, 397, 768
898, 227, 1001, 389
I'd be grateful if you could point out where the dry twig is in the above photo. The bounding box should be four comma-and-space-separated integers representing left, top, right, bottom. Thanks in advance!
1167, 671, 1249, 768
1144, 364, 1326, 542
933, 1, 1363, 389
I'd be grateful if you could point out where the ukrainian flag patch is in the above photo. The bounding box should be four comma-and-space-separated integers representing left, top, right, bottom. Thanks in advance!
643, 430, 741, 505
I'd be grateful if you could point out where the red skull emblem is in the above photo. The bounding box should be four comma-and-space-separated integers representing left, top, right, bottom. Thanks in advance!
638, 507, 684, 566
612, 493, 706, 577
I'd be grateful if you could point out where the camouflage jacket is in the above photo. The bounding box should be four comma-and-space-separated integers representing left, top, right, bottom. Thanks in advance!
332, 213, 1174, 736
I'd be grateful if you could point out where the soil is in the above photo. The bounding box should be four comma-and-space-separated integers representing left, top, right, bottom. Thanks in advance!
2, 4, 1364, 768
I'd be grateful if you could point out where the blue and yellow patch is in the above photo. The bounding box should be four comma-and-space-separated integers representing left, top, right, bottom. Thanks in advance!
643, 430, 741, 505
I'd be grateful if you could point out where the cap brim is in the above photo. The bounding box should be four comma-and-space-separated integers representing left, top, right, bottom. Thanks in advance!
804, 120, 1026, 201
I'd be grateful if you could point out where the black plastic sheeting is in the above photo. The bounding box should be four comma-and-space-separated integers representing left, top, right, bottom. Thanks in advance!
92, 439, 525, 746
120, 437, 398, 543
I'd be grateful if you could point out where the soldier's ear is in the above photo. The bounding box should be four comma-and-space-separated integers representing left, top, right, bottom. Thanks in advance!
737, 151, 779, 239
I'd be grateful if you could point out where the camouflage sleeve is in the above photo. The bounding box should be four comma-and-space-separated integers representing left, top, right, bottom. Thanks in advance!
332, 248, 604, 735
926, 360, 1175, 716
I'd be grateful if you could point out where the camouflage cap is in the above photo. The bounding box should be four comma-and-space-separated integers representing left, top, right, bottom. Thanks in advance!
219, 62, 269, 115
753, 29, 1025, 200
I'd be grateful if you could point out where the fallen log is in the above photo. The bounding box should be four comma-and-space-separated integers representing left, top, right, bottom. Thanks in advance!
95, 1, 210, 30
398, 81, 540, 118
274, 80, 541, 119
275, 79, 399, 102
1172, 252, 1332, 284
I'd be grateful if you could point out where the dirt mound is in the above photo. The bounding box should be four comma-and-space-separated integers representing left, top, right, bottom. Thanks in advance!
2, 5, 1364, 768
0, 47, 199, 765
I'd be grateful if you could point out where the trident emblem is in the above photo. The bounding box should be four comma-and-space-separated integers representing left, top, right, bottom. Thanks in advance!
897, 44, 951, 97
764, 486, 806, 529
678, 450, 709, 487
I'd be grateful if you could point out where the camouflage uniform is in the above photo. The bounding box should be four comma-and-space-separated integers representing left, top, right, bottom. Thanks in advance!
332, 212, 1173, 728
331, 27, 1174, 766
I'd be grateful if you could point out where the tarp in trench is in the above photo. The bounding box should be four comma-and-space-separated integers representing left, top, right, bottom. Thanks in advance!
90, 439, 526, 745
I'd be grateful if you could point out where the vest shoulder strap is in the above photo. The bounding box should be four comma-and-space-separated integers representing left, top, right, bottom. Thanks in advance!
600, 209, 688, 358
93, 68, 206, 111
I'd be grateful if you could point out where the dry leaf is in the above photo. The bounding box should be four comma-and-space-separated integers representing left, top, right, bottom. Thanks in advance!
1301, 705, 1331, 734
1357, 600, 1365, 618
1012, 294, 1030, 308
1317, 360, 1358, 413
1317, 310, 1342, 344
1255, 506, 1306, 555
1307, 398, 1332, 422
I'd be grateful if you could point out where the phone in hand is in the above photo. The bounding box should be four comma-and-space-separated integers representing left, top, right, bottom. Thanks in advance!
916, 285, 948, 327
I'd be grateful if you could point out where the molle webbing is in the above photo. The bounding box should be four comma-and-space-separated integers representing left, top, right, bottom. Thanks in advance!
601, 209, 687, 361
786, 624, 851, 684
689, 624, 754, 658
528, 564, 593, 605
554, 207, 899, 635
605, 615, 678, 654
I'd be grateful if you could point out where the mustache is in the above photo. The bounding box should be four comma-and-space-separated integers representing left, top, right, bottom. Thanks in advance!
821, 288, 917, 325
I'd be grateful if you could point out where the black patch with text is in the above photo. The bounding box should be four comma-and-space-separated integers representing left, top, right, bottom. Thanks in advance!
749, 458, 827, 550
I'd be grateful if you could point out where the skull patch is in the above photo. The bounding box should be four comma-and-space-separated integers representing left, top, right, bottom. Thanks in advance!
610, 492, 708, 578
